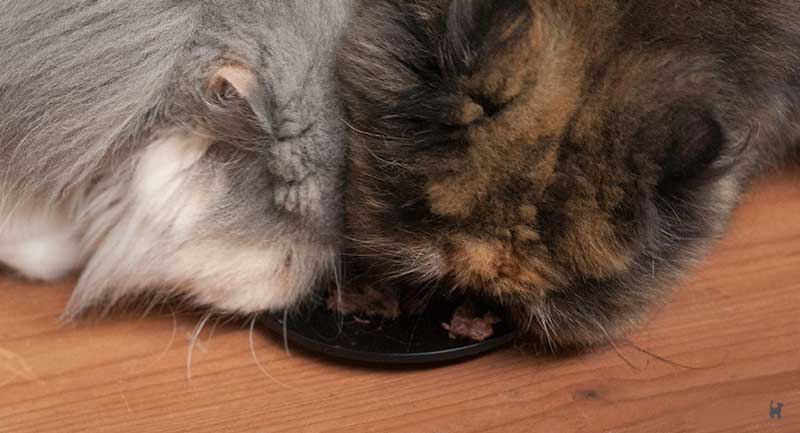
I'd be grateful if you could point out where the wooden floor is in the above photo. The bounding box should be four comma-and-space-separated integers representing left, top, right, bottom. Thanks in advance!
1, 173, 799, 433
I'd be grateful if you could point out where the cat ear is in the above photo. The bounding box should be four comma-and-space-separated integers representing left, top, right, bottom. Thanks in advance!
443, 0, 532, 75
658, 108, 731, 192
205, 64, 269, 122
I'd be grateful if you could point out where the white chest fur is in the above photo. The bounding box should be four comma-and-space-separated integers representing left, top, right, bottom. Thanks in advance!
0, 200, 81, 281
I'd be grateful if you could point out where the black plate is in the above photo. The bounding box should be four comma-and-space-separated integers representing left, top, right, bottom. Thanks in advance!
262, 297, 518, 366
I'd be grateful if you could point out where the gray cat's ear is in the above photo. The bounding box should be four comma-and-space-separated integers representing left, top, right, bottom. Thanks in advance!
205, 64, 269, 122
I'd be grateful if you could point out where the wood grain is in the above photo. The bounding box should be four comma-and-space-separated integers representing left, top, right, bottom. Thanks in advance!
1, 173, 799, 433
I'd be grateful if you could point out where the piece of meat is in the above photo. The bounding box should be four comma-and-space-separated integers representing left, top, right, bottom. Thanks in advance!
442, 303, 502, 341
326, 286, 401, 319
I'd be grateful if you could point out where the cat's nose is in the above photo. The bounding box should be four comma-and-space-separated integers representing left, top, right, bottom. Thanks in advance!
276, 117, 310, 140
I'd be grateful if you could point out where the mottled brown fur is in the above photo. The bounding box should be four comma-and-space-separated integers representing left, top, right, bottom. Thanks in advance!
338, 0, 800, 347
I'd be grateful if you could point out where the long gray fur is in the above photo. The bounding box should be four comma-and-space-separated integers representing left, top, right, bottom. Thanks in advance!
0, 1, 352, 316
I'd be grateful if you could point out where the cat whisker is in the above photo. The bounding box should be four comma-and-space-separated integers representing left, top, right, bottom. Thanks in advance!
248, 315, 302, 393
186, 312, 212, 381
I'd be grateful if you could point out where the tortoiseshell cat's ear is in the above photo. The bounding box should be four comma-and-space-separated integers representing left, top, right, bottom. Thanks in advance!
653, 107, 729, 194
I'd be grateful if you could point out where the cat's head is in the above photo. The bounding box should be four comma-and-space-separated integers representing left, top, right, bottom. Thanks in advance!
338, 0, 748, 346
29, 1, 355, 317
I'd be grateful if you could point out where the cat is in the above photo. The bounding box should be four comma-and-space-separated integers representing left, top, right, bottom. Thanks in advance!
0, 1, 352, 318
337, 0, 800, 348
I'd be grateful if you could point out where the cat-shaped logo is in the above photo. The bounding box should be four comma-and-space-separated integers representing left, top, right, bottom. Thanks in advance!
770, 401, 784, 420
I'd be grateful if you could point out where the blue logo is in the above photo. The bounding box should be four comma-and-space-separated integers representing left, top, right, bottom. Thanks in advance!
770, 401, 784, 420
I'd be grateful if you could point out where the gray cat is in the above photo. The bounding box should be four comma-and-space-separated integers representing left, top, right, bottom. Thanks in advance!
0, 1, 351, 317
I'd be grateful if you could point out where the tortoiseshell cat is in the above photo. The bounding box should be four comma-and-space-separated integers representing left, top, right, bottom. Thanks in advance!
338, 0, 800, 347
